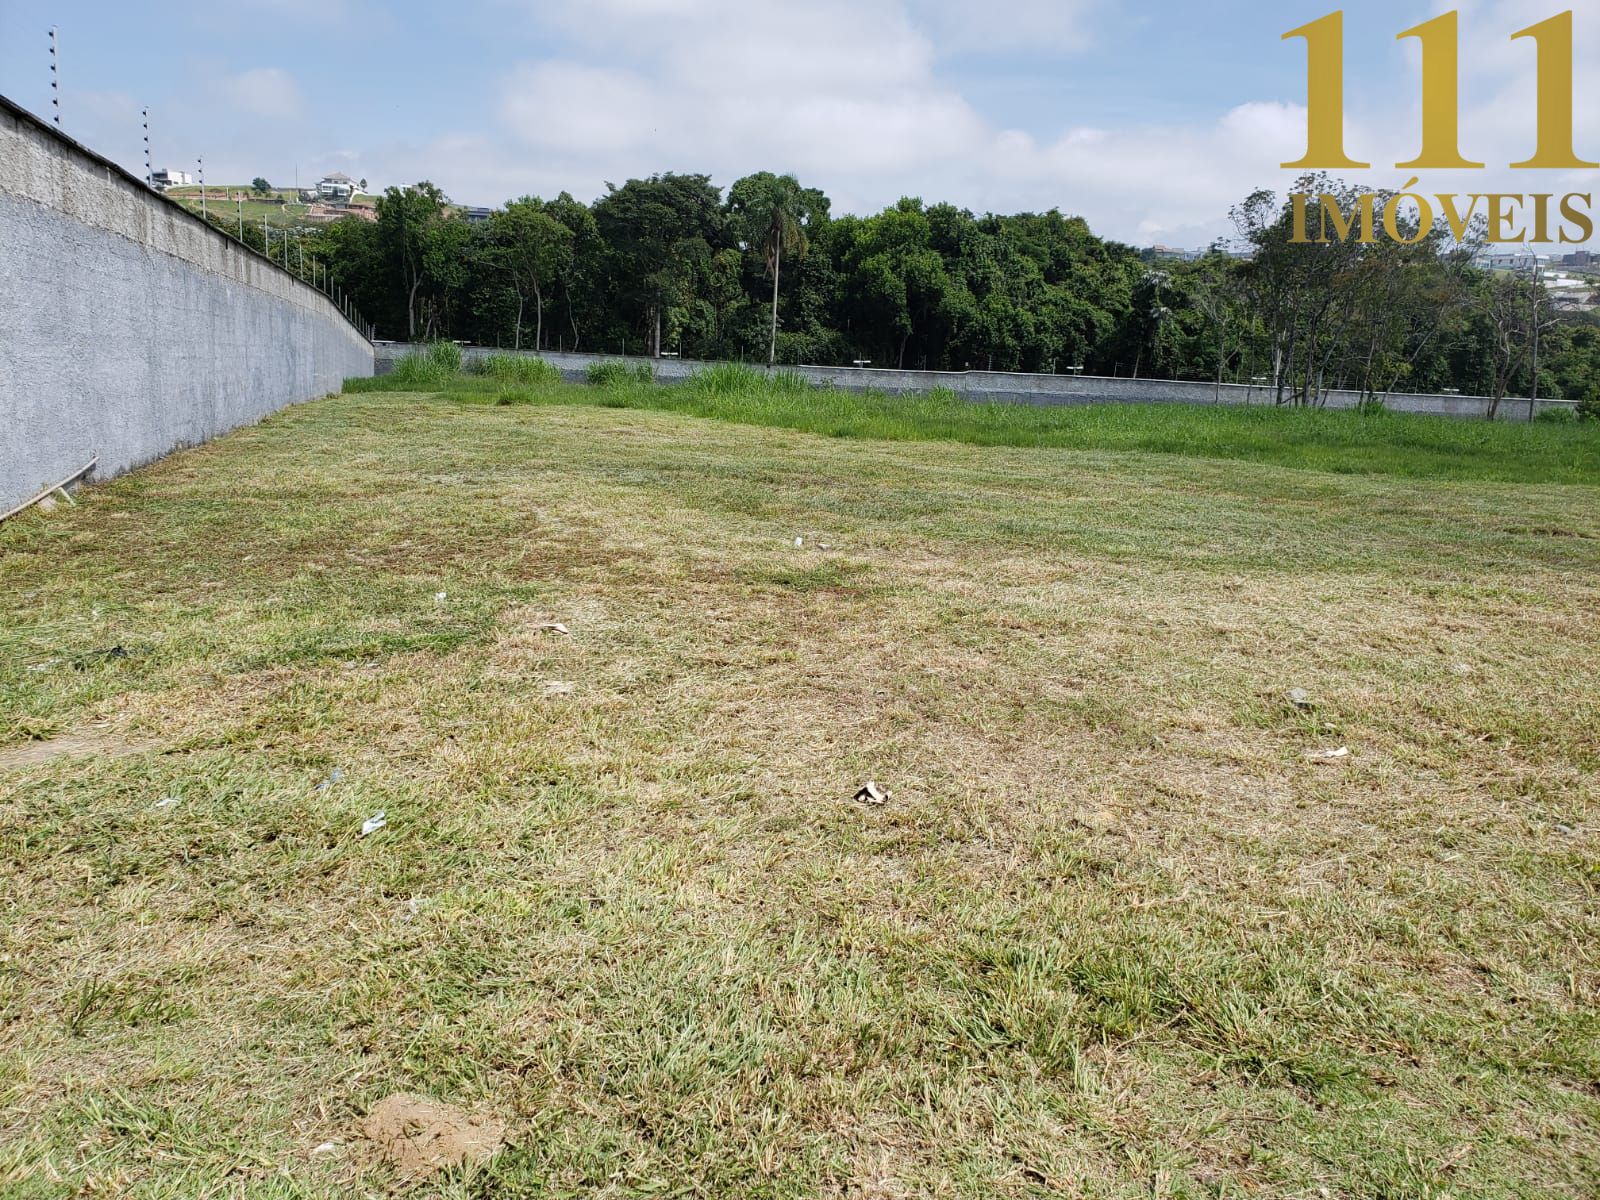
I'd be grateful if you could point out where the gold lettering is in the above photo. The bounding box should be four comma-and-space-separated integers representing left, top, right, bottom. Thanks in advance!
1317, 192, 1377, 243
1510, 12, 1598, 168
1283, 13, 1370, 169
1436, 194, 1485, 241
1488, 194, 1526, 243
1559, 194, 1594, 243
1384, 184, 1436, 244
1529, 193, 1554, 242
1396, 12, 1483, 169
1290, 193, 1314, 243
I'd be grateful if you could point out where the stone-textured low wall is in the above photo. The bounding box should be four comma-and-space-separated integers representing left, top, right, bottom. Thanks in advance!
374, 344, 1571, 422
0, 95, 374, 514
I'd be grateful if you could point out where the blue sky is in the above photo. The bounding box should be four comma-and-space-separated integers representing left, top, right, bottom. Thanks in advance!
2, 0, 1595, 245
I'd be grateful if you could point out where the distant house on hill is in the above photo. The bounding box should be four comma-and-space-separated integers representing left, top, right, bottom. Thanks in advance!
316, 172, 361, 202
149, 168, 192, 191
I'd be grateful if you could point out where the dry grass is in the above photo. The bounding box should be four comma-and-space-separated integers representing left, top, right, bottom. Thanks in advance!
1, 392, 1596, 1198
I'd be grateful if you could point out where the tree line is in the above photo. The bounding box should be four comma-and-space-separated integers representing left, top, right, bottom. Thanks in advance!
216, 169, 1600, 417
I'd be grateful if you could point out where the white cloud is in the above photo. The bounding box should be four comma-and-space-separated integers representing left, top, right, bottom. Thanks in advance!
43, 0, 1600, 249
500, 63, 658, 154
220, 67, 305, 119
354, 0, 1600, 247
497, 0, 990, 177
473, 0, 1277, 243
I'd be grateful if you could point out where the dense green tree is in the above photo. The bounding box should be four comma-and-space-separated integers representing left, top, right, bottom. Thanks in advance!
1546, 320, 1600, 413
376, 182, 447, 340
290, 167, 1593, 418
833, 200, 961, 369
487, 199, 575, 351
727, 173, 826, 366
592, 173, 727, 357
304, 216, 384, 325
417, 218, 478, 341
542, 193, 604, 352
1229, 176, 1478, 405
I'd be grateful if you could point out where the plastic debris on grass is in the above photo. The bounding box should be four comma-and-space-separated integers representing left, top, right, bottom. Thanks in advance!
854, 780, 891, 806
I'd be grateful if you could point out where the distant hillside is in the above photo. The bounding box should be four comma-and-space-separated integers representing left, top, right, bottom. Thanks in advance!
163, 185, 377, 229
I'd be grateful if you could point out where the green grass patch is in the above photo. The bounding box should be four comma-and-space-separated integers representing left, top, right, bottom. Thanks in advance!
466, 353, 563, 387
355, 342, 466, 390
350, 368, 1600, 486
584, 359, 656, 387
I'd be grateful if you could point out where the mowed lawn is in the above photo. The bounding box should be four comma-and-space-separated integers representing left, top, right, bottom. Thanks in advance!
1, 392, 1597, 1198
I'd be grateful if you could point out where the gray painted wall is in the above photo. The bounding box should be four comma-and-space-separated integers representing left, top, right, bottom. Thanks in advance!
0, 96, 374, 513
375, 344, 1574, 422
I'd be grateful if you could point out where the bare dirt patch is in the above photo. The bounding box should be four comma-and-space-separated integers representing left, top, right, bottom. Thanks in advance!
358, 1093, 507, 1182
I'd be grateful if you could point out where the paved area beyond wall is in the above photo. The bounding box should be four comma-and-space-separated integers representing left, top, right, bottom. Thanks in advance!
0, 95, 374, 514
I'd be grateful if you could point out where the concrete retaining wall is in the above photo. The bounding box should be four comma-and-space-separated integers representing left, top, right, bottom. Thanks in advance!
0, 95, 374, 514
374, 344, 1573, 422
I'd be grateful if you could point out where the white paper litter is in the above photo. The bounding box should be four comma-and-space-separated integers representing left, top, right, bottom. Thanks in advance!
1306, 746, 1351, 761
360, 811, 387, 837
853, 780, 891, 805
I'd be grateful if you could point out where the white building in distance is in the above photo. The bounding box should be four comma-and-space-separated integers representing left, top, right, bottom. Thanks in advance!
316, 173, 362, 202
149, 168, 192, 191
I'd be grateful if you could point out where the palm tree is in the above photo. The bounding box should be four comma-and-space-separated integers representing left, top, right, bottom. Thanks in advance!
744, 174, 810, 368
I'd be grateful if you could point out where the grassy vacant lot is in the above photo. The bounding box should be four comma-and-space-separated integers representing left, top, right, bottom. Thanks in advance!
1, 388, 1597, 1198
167, 190, 307, 230
352, 358, 1600, 487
